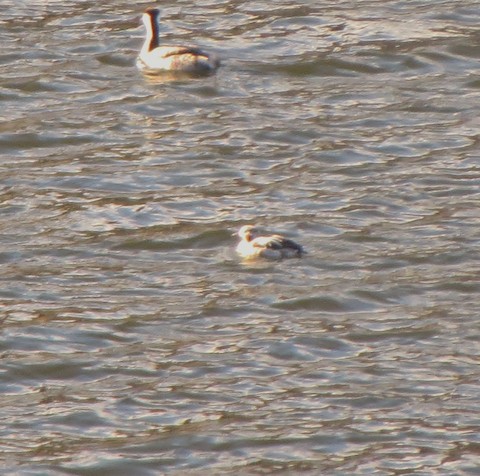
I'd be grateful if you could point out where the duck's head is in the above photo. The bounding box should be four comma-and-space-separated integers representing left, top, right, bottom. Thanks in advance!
142, 7, 160, 29
237, 225, 261, 242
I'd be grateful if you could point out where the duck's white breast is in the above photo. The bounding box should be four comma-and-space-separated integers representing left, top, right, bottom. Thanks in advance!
236, 241, 283, 260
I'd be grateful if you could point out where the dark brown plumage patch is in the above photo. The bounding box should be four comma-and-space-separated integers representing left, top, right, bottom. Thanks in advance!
145, 8, 160, 51
144, 7, 160, 16
265, 237, 304, 254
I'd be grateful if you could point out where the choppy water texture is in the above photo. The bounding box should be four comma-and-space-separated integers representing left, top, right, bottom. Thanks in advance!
1, 0, 480, 474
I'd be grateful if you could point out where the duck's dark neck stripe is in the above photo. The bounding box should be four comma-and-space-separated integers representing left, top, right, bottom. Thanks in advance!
147, 10, 160, 51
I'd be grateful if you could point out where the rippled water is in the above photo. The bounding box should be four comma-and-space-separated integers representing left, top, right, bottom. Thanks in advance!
1, 0, 480, 474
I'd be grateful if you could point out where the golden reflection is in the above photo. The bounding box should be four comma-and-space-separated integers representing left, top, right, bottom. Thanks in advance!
140, 70, 215, 85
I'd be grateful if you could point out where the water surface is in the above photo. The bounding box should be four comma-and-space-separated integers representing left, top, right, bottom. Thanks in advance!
1, 0, 480, 474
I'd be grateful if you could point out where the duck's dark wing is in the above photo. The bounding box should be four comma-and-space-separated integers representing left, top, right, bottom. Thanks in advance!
254, 235, 305, 254
274, 236, 304, 253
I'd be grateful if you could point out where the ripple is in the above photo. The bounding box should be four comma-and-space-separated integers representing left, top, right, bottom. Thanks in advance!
272, 295, 378, 313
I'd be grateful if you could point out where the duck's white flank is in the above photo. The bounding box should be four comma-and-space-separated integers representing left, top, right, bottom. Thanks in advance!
136, 8, 220, 75
235, 225, 306, 260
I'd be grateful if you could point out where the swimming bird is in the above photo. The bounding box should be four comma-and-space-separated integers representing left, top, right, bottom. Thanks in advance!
136, 7, 220, 75
235, 225, 306, 260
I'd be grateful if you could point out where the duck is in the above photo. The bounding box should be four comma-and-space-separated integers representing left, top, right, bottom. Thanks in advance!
235, 225, 306, 260
136, 7, 220, 75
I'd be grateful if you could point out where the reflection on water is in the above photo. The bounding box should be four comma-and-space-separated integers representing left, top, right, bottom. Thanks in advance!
1, 0, 480, 474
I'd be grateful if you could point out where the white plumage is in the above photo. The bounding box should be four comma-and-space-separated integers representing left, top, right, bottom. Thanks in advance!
137, 8, 220, 75
235, 225, 306, 260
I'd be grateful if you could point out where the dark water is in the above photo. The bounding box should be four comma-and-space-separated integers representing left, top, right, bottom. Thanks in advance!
1, 0, 480, 474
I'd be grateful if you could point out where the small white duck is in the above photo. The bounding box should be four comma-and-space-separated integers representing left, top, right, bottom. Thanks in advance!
136, 7, 220, 75
235, 225, 306, 260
